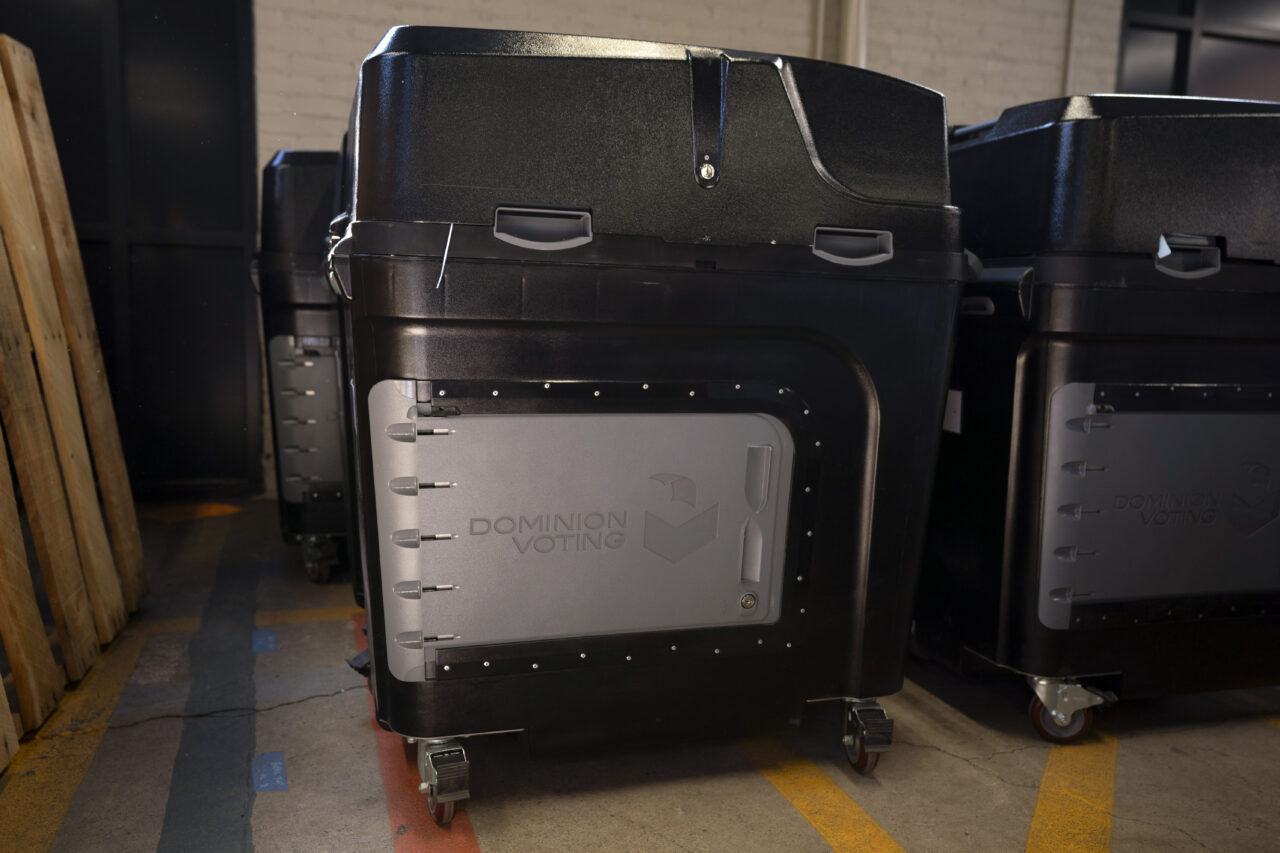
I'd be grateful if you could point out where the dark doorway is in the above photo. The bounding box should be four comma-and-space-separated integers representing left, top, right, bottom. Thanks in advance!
3, 0, 261, 498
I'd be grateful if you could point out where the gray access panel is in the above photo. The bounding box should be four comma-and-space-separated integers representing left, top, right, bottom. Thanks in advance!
1038, 382, 1280, 630
268, 335, 345, 503
368, 379, 795, 682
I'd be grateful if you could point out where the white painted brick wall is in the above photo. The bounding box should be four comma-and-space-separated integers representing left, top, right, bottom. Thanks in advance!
252, 0, 1121, 171
864, 0, 1122, 126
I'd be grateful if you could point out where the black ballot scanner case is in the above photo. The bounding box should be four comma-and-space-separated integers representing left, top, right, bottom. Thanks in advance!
327, 26, 964, 813
259, 150, 350, 581
919, 94, 1280, 744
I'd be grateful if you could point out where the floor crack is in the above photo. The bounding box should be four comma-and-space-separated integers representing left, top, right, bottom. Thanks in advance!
106, 684, 367, 732
1111, 812, 1213, 850
894, 738, 1043, 789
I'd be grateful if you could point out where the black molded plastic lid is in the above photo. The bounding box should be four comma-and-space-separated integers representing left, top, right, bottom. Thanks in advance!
951, 94, 1280, 262
349, 26, 959, 254
262, 150, 340, 257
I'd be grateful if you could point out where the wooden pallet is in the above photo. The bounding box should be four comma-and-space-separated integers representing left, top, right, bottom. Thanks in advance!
0, 680, 17, 772
0, 56, 125, 644
0, 37, 146, 611
0, 419, 66, 731
0, 234, 99, 682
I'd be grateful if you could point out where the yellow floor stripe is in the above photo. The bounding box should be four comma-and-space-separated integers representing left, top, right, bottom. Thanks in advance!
0, 630, 146, 852
1269, 717, 1280, 731
740, 738, 905, 853
1026, 731, 1119, 853
136, 616, 202, 634
254, 605, 363, 627
138, 502, 243, 524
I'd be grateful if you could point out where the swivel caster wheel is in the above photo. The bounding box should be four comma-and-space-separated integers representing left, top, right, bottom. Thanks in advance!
416, 738, 470, 827
427, 786, 456, 826
843, 699, 893, 775
844, 733, 879, 774
1029, 696, 1093, 744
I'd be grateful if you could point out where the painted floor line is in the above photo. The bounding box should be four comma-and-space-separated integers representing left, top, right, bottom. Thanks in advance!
740, 737, 906, 853
139, 502, 245, 523
0, 630, 146, 853
1025, 730, 1119, 853
256, 605, 364, 627
353, 615, 483, 853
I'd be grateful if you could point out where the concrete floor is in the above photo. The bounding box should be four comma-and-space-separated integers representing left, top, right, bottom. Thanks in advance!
2, 498, 1279, 852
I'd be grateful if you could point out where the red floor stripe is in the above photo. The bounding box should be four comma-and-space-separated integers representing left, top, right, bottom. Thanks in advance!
354, 614, 482, 853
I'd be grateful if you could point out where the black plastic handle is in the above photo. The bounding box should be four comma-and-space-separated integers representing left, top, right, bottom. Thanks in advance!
811, 227, 893, 267
493, 207, 593, 250
1155, 233, 1221, 279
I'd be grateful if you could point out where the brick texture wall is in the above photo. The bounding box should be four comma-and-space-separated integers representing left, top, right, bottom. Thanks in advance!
863, 0, 1123, 126
253, 0, 1121, 170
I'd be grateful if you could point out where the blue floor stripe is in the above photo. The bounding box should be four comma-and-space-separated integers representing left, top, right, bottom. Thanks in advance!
252, 752, 289, 792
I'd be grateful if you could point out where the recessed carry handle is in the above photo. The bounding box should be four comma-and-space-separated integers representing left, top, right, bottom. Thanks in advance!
811, 227, 893, 267
1155, 233, 1221, 279
493, 207, 593, 250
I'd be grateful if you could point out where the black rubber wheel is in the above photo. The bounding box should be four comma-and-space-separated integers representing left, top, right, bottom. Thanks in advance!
1028, 696, 1093, 744
427, 785, 456, 826
844, 735, 880, 775
304, 558, 332, 584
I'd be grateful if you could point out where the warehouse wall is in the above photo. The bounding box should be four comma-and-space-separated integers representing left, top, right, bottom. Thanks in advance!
253, 0, 1122, 171
864, 0, 1124, 125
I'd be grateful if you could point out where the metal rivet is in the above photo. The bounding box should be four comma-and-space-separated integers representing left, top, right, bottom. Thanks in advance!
593, 390, 600, 397
699, 162, 716, 180
803, 409, 810, 415
531, 663, 539, 669
799, 608, 806, 614
803, 486, 811, 493
438, 389, 446, 396
483, 661, 490, 667
688, 391, 695, 397
785, 642, 792, 648
734, 384, 741, 390
543, 382, 551, 389
806, 530, 813, 537
442, 665, 450, 671
626, 655, 633, 661
492, 390, 499, 397
642, 383, 649, 389
670, 645, 678, 651
714, 648, 721, 654
740, 593, 757, 610
580, 652, 587, 659
814, 441, 821, 447
796, 575, 803, 582
756, 639, 763, 645
777, 388, 785, 394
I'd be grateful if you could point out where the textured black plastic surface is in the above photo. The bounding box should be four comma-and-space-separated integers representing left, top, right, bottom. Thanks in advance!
950, 94, 1280, 262
919, 100, 1280, 698
261, 150, 340, 306
342, 27, 963, 741
354, 26, 957, 251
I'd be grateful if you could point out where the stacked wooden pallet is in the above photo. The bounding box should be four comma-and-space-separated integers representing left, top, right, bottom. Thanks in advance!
0, 36, 146, 771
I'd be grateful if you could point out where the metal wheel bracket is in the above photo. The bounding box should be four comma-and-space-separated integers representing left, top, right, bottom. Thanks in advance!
1028, 677, 1111, 728
416, 739, 470, 805
843, 699, 894, 754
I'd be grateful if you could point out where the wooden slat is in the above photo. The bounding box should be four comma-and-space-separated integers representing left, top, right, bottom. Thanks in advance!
0, 237, 98, 680
0, 37, 146, 611
0, 679, 18, 772
0, 419, 66, 730
0, 64, 124, 643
